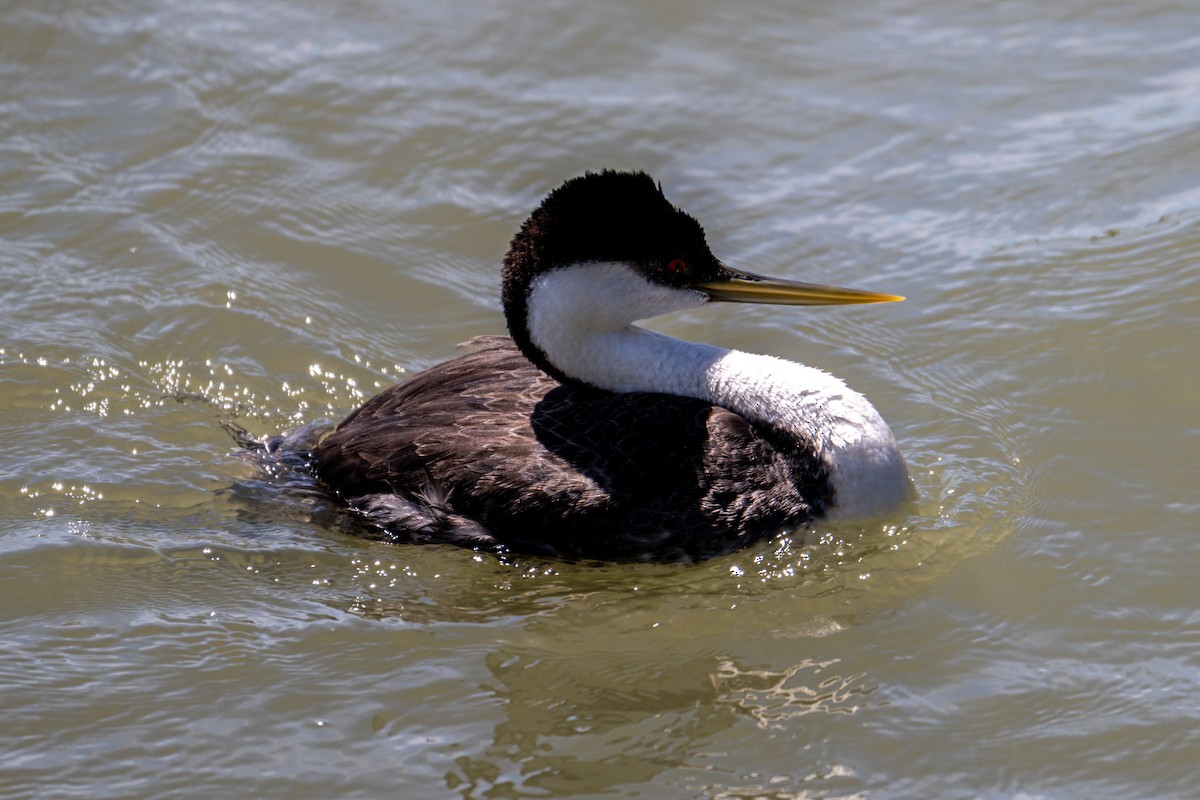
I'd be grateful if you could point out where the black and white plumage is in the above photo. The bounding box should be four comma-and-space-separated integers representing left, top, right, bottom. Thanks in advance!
311, 171, 911, 561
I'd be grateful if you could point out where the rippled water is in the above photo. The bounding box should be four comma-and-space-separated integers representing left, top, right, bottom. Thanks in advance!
3, 1, 1198, 797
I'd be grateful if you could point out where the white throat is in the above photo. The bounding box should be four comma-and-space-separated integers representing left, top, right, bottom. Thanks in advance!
525, 262, 912, 518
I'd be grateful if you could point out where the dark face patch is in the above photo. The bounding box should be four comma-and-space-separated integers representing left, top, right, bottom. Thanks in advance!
504, 171, 723, 295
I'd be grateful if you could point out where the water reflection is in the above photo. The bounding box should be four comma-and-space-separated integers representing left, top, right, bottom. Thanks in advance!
712, 657, 878, 728
440, 642, 874, 797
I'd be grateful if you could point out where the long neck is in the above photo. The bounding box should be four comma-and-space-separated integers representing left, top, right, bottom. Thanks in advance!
530, 318, 855, 448
524, 271, 911, 517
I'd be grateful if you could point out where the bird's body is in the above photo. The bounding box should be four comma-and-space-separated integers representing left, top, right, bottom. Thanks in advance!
311, 171, 911, 561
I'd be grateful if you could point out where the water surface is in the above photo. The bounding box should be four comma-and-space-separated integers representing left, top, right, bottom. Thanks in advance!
2, 1, 1198, 797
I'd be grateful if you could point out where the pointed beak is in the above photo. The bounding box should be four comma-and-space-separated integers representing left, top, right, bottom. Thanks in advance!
694, 267, 903, 306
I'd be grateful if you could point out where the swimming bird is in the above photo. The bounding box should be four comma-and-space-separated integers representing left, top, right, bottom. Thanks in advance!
311, 170, 911, 561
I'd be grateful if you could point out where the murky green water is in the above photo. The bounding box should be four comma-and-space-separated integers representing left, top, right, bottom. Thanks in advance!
3, 1, 1198, 797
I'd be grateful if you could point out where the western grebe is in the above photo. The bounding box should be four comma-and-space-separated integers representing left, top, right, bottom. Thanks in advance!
311, 170, 911, 561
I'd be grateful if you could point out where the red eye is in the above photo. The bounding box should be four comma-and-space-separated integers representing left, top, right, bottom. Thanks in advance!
666, 259, 687, 274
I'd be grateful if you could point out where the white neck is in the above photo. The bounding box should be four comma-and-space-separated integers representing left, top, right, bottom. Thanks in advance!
525, 262, 911, 518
